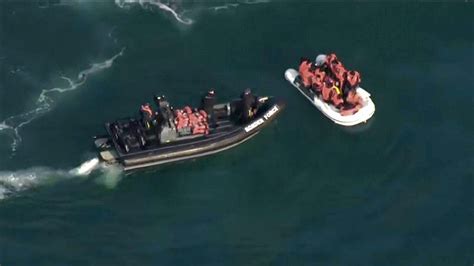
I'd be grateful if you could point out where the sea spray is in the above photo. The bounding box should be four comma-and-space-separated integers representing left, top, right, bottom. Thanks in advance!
0, 167, 71, 200
95, 164, 124, 189
0, 48, 125, 152
69, 158, 100, 176
0, 157, 108, 201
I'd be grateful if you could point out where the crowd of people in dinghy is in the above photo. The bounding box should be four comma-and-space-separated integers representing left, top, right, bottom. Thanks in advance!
137, 88, 261, 137
299, 53, 364, 116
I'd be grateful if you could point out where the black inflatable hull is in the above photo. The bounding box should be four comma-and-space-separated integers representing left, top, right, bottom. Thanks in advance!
96, 97, 285, 171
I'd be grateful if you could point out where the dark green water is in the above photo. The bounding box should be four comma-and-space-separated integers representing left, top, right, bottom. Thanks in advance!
0, 1, 473, 265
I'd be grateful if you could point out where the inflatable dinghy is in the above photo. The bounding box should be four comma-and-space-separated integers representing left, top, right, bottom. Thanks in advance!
285, 68, 375, 126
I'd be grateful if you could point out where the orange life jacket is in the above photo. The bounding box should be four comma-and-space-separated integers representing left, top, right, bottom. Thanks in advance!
326, 53, 338, 65
312, 68, 326, 91
346, 70, 361, 88
345, 90, 362, 106
326, 53, 347, 88
330, 90, 344, 108
141, 104, 153, 117
321, 83, 332, 102
184, 106, 192, 114
340, 104, 361, 116
298, 60, 314, 87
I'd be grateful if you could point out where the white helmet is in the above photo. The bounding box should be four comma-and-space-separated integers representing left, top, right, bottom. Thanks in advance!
315, 54, 327, 67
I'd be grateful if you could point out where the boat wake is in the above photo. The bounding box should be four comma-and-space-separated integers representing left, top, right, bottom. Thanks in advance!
205, 0, 270, 12
115, 0, 271, 25
0, 158, 123, 201
115, 0, 193, 25
34, 0, 271, 26
0, 48, 125, 153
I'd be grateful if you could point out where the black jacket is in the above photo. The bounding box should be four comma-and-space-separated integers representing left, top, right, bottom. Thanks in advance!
201, 94, 216, 115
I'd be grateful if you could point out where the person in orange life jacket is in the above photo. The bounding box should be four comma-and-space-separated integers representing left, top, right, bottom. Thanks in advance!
321, 76, 343, 108
340, 103, 362, 116
346, 70, 361, 90
321, 76, 334, 102
311, 68, 326, 94
340, 88, 363, 116
200, 89, 217, 127
240, 88, 257, 123
298, 58, 315, 88
345, 89, 362, 106
341, 70, 361, 103
140, 103, 155, 130
325, 53, 347, 89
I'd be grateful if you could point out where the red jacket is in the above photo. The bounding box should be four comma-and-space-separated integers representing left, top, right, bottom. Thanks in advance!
312, 68, 326, 92
298, 60, 315, 87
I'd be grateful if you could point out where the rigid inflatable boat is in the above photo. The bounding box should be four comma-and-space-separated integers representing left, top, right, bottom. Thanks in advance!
94, 94, 285, 171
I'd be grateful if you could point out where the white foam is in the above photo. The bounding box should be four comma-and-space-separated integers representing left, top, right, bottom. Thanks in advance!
241, 0, 271, 4
0, 48, 125, 153
0, 157, 109, 201
190, 0, 271, 13
115, 0, 272, 24
0, 186, 8, 200
153, 1, 193, 25
69, 158, 100, 176
116, 0, 193, 25
0, 167, 70, 200
95, 164, 124, 189
209, 4, 240, 12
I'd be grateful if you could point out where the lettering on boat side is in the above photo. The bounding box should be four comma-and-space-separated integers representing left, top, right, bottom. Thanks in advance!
244, 118, 264, 132
244, 105, 279, 132
264, 106, 279, 120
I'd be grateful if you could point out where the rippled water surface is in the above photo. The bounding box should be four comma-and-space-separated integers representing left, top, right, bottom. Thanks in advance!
0, 2, 472, 265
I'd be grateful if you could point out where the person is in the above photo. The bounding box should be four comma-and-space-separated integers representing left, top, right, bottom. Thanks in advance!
346, 70, 361, 89
199, 89, 217, 127
153, 95, 169, 109
140, 103, 155, 130
340, 88, 363, 116
321, 76, 334, 102
326, 53, 347, 89
340, 104, 361, 116
341, 70, 361, 101
200, 90, 216, 115
330, 89, 344, 108
240, 88, 256, 123
311, 68, 326, 93
345, 89, 362, 106
298, 58, 315, 88
314, 54, 327, 67
321, 76, 343, 108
